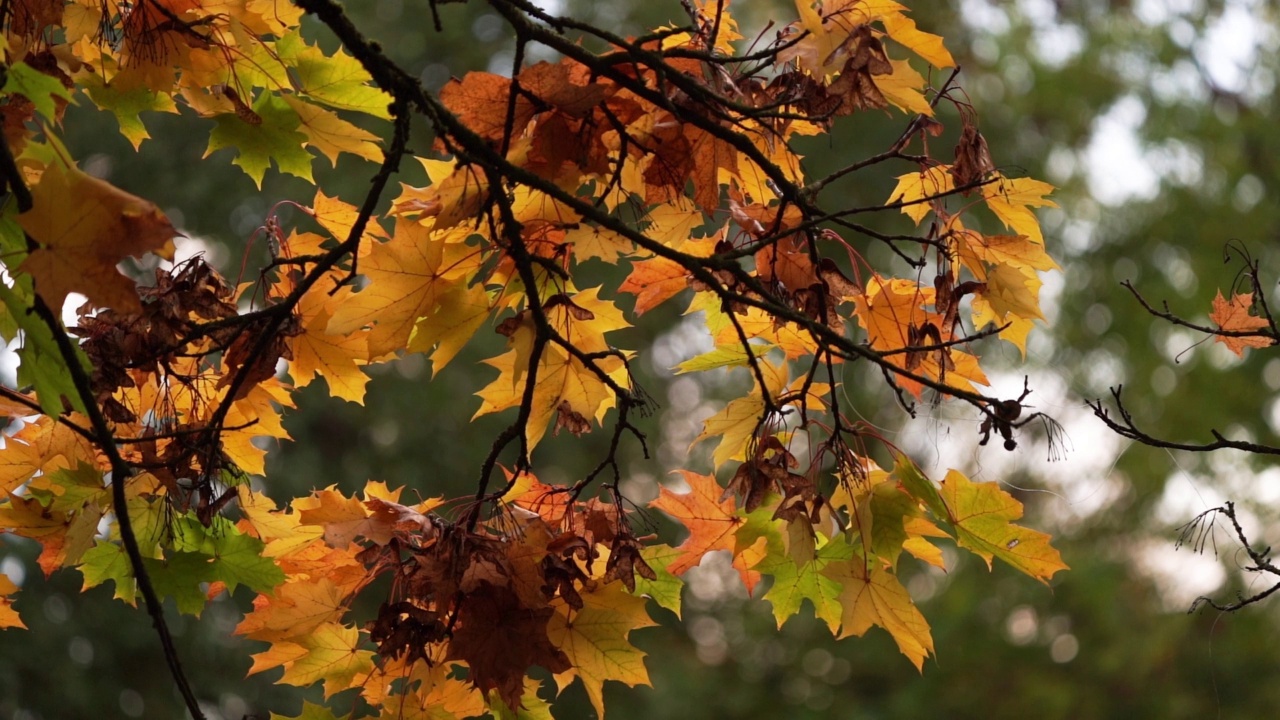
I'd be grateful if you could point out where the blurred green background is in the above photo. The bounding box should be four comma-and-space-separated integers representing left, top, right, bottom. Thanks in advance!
5, 0, 1280, 718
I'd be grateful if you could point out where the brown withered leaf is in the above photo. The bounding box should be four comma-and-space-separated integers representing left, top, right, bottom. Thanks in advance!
10, 0, 64, 41
725, 461, 773, 513
756, 235, 818, 292
579, 499, 621, 547
554, 401, 592, 436
445, 584, 570, 710
817, 258, 860, 300
766, 71, 842, 124
541, 548, 591, 610
364, 497, 438, 546
603, 532, 656, 593
543, 293, 596, 321
218, 315, 300, 401
368, 600, 446, 665
828, 60, 888, 114
773, 471, 821, 525
842, 25, 893, 76
952, 122, 994, 190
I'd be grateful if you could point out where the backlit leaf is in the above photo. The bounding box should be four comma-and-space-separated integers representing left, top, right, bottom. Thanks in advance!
939, 469, 1069, 584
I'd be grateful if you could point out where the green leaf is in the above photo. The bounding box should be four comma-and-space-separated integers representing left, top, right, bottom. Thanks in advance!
672, 343, 771, 374
81, 76, 179, 150
277, 33, 393, 120
0, 278, 89, 416
121, 497, 170, 558
80, 541, 136, 604
938, 469, 1069, 584
488, 682, 554, 720
143, 551, 217, 615
3, 62, 73, 120
206, 93, 313, 188
169, 513, 283, 593
41, 462, 106, 511
892, 453, 946, 519
631, 544, 684, 618
863, 481, 917, 567
210, 530, 285, 594
759, 535, 852, 633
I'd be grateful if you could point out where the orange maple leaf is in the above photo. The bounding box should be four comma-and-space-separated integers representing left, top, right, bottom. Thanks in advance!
618, 250, 695, 316
649, 470, 744, 576
0, 574, 25, 629
19, 162, 176, 312
1209, 290, 1273, 357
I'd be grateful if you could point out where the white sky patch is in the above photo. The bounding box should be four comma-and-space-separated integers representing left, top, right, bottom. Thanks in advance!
1195, 1, 1266, 95
60, 292, 88, 327
1131, 535, 1226, 612
1084, 96, 1161, 205
896, 367, 1130, 534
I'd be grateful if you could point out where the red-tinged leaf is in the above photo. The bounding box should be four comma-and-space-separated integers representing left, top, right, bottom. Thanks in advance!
445, 585, 570, 711
440, 72, 535, 145
618, 235, 716, 315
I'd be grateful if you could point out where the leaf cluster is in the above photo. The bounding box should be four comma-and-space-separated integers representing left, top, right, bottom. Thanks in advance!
0, 0, 1066, 717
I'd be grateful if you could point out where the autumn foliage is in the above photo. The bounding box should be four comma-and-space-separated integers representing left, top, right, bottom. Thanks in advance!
0, 0, 1069, 717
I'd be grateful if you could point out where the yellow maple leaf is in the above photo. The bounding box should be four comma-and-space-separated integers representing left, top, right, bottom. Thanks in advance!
474, 347, 620, 450
327, 219, 482, 357
236, 577, 349, 643
311, 189, 389, 245
694, 394, 766, 470
978, 263, 1045, 322
290, 286, 371, 404
248, 621, 375, 698
18, 162, 177, 312
692, 359, 788, 470
221, 381, 294, 476
285, 95, 383, 166
236, 487, 325, 555
886, 165, 953, 224
825, 559, 934, 670
407, 282, 493, 372
874, 59, 932, 115
879, 9, 954, 68
274, 622, 375, 697
954, 227, 1060, 273
0, 574, 25, 629
548, 573, 657, 719
981, 174, 1057, 244
565, 222, 633, 264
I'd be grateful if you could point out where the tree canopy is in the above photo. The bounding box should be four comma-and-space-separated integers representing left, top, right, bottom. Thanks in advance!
13, 0, 1276, 718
